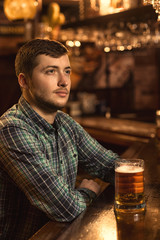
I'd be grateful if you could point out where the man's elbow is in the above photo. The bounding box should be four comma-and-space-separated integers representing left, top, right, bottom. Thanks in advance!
50, 206, 86, 223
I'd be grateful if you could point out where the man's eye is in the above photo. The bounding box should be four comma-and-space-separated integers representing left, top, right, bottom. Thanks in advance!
46, 69, 55, 74
65, 70, 71, 75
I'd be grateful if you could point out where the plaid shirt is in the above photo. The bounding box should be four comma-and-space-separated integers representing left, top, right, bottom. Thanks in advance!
0, 96, 118, 240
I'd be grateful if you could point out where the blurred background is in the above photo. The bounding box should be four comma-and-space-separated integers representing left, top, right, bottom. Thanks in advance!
0, 0, 160, 122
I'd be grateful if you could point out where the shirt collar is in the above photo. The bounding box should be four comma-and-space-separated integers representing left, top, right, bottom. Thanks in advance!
18, 96, 62, 133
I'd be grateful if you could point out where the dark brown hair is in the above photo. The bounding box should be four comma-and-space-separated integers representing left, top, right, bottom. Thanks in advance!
15, 38, 68, 78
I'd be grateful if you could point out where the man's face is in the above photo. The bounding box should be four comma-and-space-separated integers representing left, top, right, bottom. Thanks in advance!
26, 54, 71, 112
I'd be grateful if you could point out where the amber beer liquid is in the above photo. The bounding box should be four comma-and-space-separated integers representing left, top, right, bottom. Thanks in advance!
116, 212, 145, 240
115, 159, 145, 212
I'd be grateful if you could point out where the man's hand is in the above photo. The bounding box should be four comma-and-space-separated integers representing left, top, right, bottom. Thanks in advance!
79, 179, 101, 196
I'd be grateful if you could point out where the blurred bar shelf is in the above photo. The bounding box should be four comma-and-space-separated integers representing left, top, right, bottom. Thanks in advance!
62, 5, 158, 29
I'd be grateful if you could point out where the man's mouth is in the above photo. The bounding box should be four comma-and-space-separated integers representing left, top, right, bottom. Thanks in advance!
54, 89, 68, 97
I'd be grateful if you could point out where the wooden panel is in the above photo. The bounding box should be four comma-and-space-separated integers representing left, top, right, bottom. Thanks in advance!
84, 127, 150, 146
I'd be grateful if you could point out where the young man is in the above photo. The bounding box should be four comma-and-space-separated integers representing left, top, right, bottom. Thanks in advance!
0, 39, 118, 240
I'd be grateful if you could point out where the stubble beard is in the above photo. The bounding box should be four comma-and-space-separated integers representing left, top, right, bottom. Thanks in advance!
34, 94, 69, 113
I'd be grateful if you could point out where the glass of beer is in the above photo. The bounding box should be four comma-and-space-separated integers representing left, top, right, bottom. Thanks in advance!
115, 211, 145, 240
114, 158, 145, 213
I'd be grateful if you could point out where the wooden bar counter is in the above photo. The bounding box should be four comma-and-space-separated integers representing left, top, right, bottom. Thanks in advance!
74, 116, 156, 146
29, 138, 160, 240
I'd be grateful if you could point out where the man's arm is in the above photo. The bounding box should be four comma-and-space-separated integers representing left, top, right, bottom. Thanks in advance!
72, 119, 119, 184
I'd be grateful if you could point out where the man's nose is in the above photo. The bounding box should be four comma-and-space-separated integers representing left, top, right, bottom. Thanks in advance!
57, 74, 68, 87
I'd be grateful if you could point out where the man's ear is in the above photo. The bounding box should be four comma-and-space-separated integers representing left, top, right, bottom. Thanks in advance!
18, 73, 28, 89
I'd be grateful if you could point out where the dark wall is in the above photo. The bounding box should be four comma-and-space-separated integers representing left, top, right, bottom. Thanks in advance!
0, 52, 21, 116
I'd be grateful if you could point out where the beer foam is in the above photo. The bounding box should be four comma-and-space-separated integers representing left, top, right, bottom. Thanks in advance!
115, 165, 143, 173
